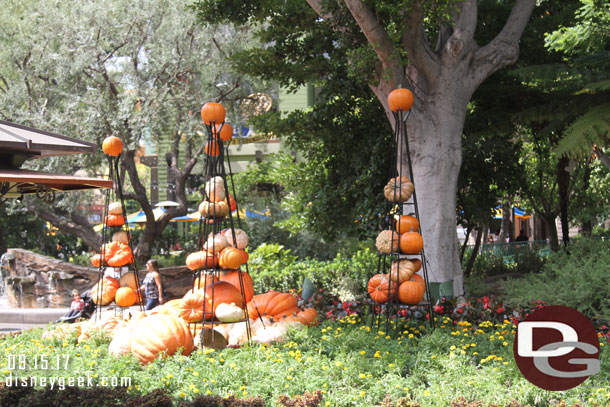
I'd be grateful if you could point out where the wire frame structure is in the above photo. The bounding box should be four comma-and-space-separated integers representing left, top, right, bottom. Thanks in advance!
94, 147, 144, 320
186, 107, 253, 348
369, 90, 435, 334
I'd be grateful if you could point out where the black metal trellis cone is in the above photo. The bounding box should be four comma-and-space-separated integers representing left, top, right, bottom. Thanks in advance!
95, 153, 144, 321
187, 119, 252, 348
369, 106, 435, 335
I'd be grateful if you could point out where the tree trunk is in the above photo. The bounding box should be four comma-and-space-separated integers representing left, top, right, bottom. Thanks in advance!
557, 156, 570, 246
459, 225, 471, 264
581, 161, 593, 236
499, 201, 513, 242
542, 215, 559, 251
464, 225, 483, 277
403, 101, 465, 295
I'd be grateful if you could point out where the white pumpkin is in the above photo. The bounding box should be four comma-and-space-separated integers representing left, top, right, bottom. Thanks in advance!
108, 202, 123, 215
203, 233, 229, 253
112, 231, 129, 244
215, 302, 244, 323
205, 176, 226, 202
221, 228, 249, 249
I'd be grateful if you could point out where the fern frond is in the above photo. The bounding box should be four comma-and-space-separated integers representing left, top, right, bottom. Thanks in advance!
555, 103, 610, 157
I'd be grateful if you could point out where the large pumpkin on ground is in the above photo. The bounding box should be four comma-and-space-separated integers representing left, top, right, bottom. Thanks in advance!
91, 277, 120, 306
219, 271, 254, 302
247, 291, 299, 320
130, 314, 194, 365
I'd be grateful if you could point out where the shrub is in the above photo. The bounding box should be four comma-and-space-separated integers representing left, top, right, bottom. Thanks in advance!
247, 244, 377, 300
501, 238, 610, 322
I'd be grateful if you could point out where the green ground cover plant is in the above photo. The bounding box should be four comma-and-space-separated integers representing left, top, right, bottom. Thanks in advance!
501, 238, 610, 322
1, 313, 608, 407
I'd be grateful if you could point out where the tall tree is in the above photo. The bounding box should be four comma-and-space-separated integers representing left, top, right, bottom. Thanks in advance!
0, 0, 261, 260
194, 0, 536, 295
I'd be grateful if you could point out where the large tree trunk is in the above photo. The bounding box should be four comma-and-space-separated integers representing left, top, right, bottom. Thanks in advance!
405, 99, 465, 295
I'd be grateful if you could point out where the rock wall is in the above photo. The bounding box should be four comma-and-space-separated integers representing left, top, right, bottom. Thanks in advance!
2, 249, 191, 308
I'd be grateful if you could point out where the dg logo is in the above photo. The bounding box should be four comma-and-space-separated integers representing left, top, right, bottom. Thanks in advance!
513, 305, 600, 391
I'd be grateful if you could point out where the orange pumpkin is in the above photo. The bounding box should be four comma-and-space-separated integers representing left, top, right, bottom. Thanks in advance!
388, 88, 414, 112
178, 290, 205, 322
368, 274, 390, 304
398, 277, 425, 304
105, 214, 125, 227
91, 277, 120, 306
396, 215, 419, 234
399, 232, 424, 254
238, 249, 249, 264
229, 194, 237, 211
186, 251, 218, 271
247, 291, 299, 320
201, 102, 226, 125
219, 271, 254, 302
115, 287, 137, 307
91, 254, 105, 268
203, 281, 244, 320
107, 245, 134, 267
102, 136, 123, 156
205, 140, 220, 156
411, 273, 426, 289
214, 123, 233, 142
297, 308, 319, 326
130, 314, 194, 365
193, 273, 218, 290
218, 247, 244, 270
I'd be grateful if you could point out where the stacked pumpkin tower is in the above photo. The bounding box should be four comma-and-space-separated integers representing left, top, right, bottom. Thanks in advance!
89, 136, 144, 317
180, 102, 254, 348
368, 88, 434, 332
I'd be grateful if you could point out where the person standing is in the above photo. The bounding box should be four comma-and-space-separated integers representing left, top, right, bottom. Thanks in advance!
141, 259, 164, 310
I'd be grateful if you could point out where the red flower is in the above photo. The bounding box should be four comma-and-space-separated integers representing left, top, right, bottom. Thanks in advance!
433, 304, 444, 313
496, 306, 505, 314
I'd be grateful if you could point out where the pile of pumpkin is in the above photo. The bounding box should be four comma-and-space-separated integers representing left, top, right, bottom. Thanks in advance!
176, 223, 318, 347
198, 176, 237, 221
89, 273, 142, 308
369, 176, 426, 305
90, 202, 134, 268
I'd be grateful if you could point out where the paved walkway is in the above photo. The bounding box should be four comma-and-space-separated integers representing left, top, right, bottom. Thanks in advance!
0, 307, 68, 333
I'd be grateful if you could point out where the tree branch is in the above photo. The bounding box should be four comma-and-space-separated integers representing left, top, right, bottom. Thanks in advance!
24, 199, 101, 250
401, 2, 440, 87
469, 0, 536, 88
